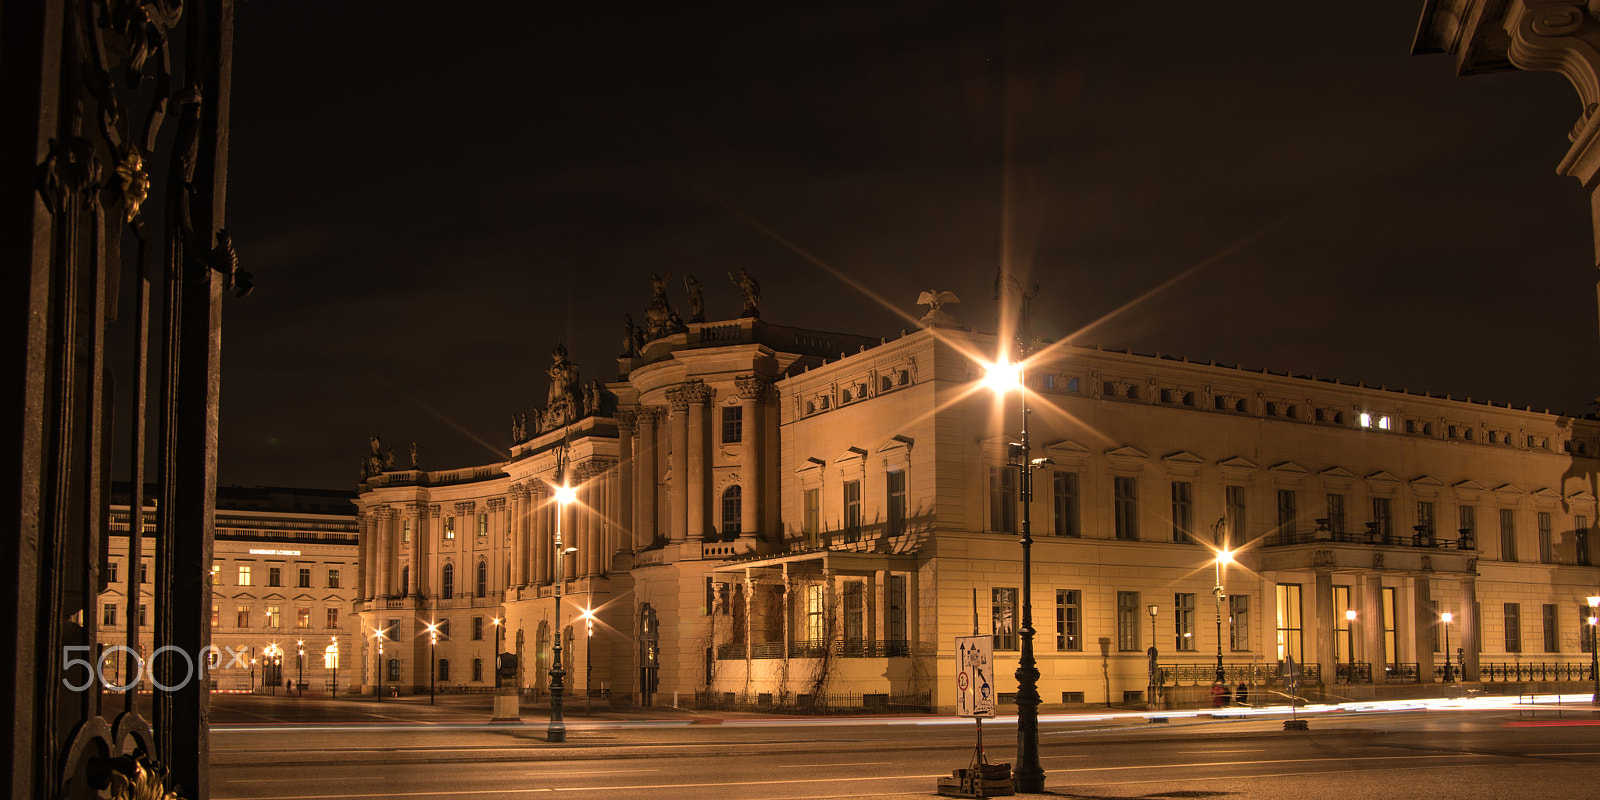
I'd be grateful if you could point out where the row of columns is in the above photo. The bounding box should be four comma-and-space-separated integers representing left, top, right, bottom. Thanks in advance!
715, 565, 920, 658
651, 376, 773, 544
1308, 570, 1480, 683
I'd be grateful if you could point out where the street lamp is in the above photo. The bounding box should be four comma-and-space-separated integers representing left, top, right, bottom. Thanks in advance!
1587, 595, 1599, 704
1440, 612, 1453, 682
331, 636, 340, 697
297, 640, 304, 697
264, 643, 281, 696
982, 354, 1044, 794
427, 621, 440, 705
579, 607, 596, 713
1147, 604, 1159, 710
1213, 548, 1233, 684
549, 480, 578, 743
492, 617, 503, 691
1345, 609, 1357, 683
373, 629, 385, 702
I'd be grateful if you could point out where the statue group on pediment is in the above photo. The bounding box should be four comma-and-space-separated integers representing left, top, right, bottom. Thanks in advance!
361, 435, 395, 479
635, 268, 762, 343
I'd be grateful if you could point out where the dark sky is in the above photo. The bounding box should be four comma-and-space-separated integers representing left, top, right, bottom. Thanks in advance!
215, 2, 1597, 491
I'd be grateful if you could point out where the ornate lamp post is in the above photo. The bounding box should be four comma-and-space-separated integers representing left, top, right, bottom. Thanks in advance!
1345, 609, 1357, 683
982, 353, 1044, 793
579, 607, 596, 713
297, 640, 304, 697
373, 630, 385, 702
426, 622, 440, 705
1440, 612, 1454, 682
492, 617, 503, 691
1213, 548, 1233, 684
264, 644, 281, 696
548, 480, 578, 742
1587, 595, 1599, 704
1147, 604, 1160, 709
330, 636, 340, 697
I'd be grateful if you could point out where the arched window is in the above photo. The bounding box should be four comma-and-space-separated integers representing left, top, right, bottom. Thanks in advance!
441, 563, 454, 599
722, 485, 742, 536
476, 559, 487, 598
400, 565, 409, 595
438, 658, 449, 682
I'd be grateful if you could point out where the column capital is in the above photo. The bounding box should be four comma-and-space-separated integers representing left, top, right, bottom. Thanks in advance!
734, 374, 776, 402
615, 408, 637, 430
666, 379, 714, 410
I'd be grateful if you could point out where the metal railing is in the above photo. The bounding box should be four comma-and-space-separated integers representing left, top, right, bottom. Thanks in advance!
1264, 529, 1475, 550
1158, 663, 1321, 685
693, 690, 931, 714
715, 639, 915, 660
1479, 662, 1596, 682
1333, 662, 1373, 683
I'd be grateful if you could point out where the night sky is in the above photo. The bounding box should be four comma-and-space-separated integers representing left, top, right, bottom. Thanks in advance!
215, 2, 1596, 491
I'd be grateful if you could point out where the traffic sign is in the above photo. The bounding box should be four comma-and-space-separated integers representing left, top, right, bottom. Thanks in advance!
955, 635, 995, 718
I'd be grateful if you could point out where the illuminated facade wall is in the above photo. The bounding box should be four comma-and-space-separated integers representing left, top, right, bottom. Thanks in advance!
355, 313, 1600, 708
100, 487, 359, 693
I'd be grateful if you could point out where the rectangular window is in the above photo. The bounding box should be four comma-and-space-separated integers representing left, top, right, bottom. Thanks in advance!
268, 567, 281, 587
990, 467, 1016, 533
1114, 477, 1138, 541
886, 470, 906, 537
1170, 481, 1193, 543
265, 605, 281, 628
210, 564, 219, 585
1543, 604, 1559, 652
1504, 603, 1522, 653
478, 513, 488, 536
108, 562, 118, 584
138, 604, 146, 626
1116, 591, 1140, 651
844, 582, 865, 644
1054, 472, 1080, 537
1372, 497, 1392, 542
704, 576, 714, 616
1276, 584, 1302, 665
1383, 588, 1398, 666
298, 567, 312, 588
236, 605, 250, 628
237, 565, 252, 586
444, 516, 455, 540
1230, 595, 1250, 651
472, 616, 484, 641
992, 587, 1018, 651
1578, 516, 1592, 567
140, 562, 148, 583
1459, 505, 1476, 545
1276, 489, 1297, 538
211, 605, 219, 629
1175, 593, 1196, 651
1538, 511, 1554, 563
803, 488, 820, 544
1333, 586, 1352, 662
1417, 501, 1434, 539
326, 607, 339, 629
1225, 485, 1246, 544
327, 569, 341, 589
1500, 509, 1517, 562
843, 480, 862, 543
1055, 589, 1081, 651
403, 519, 411, 543
103, 604, 117, 627
889, 575, 907, 643
1327, 493, 1346, 535
721, 405, 742, 444
805, 584, 824, 642
295, 607, 310, 629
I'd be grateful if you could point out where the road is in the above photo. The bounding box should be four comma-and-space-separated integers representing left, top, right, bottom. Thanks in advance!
194, 694, 1600, 799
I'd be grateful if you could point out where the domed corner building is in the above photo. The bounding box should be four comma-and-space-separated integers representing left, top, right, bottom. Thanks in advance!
352, 292, 1600, 712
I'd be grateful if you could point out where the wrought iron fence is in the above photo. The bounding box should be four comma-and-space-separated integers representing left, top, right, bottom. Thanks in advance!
1386, 663, 1420, 682
1158, 663, 1321, 685
693, 690, 932, 714
1479, 662, 1596, 682
1333, 662, 1373, 683
716, 639, 915, 660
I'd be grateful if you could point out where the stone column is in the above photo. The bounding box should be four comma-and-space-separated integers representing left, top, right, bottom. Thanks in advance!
906, 568, 920, 650
1363, 572, 1385, 684
533, 489, 551, 586
488, 496, 506, 595
636, 407, 660, 550
374, 508, 393, 598
510, 485, 527, 587
734, 376, 770, 542
409, 504, 425, 597
1314, 569, 1335, 685
617, 411, 637, 554
1413, 577, 1435, 682
1460, 573, 1480, 681
416, 507, 433, 596
359, 513, 373, 601
872, 570, 886, 650
744, 573, 755, 660
683, 381, 713, 541
667, 390, 690, 543
782, 565, 794, 662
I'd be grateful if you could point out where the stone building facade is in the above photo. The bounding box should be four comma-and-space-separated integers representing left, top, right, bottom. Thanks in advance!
355, 296, 1600, 710
101, 486, 359, 693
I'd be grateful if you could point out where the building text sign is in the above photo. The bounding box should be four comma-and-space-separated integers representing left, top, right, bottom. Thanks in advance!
955, 634, 995, 718
247, 549, 300, 556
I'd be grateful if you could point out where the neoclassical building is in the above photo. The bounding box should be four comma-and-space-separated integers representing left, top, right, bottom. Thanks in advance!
355, 283, 1600, 709
101, 486, 359, 693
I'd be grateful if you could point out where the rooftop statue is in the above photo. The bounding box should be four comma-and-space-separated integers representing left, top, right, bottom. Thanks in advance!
916, 289, 962, 328
684, 274, 705, 323
728, 267, 761, 319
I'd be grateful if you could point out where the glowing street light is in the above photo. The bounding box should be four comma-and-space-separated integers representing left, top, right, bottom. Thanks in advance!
1588, 595, 1599, 704
426, 621, 440, 705
1213, 547, 1233, 684
981, 352, 1044, 794
1345, 609, 1357, 683
297, 640, 304, 697
373, 629, 386, 702
549, 474, 578, 743
1440, 612, 1454, 682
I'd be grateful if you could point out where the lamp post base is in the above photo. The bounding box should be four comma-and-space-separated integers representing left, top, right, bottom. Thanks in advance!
491, 691, 520, 722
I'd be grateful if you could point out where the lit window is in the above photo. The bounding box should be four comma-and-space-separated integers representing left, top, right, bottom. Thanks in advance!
1378, 416, 1390, 430
1359, 413, 1371, 428
238, 565, 252, 586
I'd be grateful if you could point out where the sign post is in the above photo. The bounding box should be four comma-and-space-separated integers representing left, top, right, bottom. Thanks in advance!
939, 635, 1012, 797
